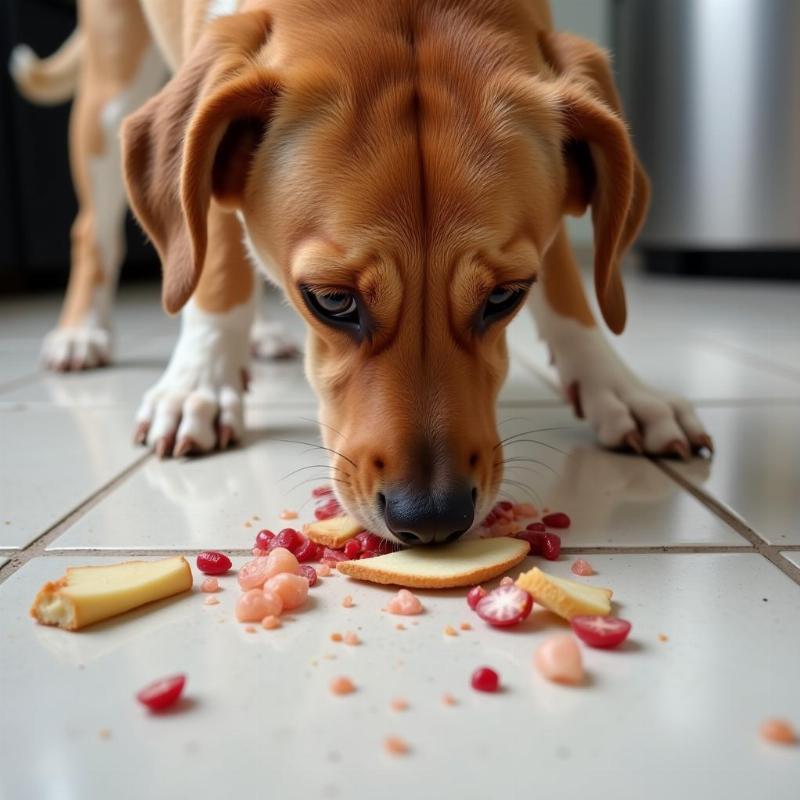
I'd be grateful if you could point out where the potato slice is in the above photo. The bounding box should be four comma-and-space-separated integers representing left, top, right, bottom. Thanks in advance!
305, 516, 364, 548
337, 537, 529, 588
516, 566, 612, 620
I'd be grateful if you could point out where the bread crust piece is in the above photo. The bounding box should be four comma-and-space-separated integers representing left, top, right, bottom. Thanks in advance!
305, 516, 365, 548
515, 566, 612, 620
337, 538, 530, 588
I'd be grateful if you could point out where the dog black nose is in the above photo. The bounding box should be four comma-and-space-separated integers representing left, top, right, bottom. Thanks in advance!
382, 486, 475, 545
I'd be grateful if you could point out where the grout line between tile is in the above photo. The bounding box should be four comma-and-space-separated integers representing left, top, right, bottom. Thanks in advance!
655, 459, 800, 586
699, 335, 800, 384
0, 452, 152, 586
0, 371, 43, 396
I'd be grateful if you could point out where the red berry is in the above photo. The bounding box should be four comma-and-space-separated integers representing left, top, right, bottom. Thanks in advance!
359, 550, 379, 559
275, 528, 301, 552
312, 485, 333, 498
314, 505, 338, 521
482, 512, 497, 527
475, 584, 533, 627
376, 538, 394, 555
515, 530, 546, 555
471, 667, 499, 693
526, 522, 546, 532
323, 547, 349, 563
543, 512, 571, 529
356, 532, 382, 551
498, 501, 513, 511
196, 551, 232, 575
294, 538, 318, 563
314, 543, 326, 561
541, 533, 561, 561
298, 564, 318, 587
571, 616, 632, 649
343, 539, 362, 559
466, 585, 487, 610
136, 674, 186, 711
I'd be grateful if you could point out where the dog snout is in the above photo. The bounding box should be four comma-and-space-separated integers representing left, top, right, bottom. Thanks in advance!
381, 484, 476, 545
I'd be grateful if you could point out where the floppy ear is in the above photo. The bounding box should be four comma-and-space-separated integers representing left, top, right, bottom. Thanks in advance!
121, 11, 280, 313
540, 31, 650, 334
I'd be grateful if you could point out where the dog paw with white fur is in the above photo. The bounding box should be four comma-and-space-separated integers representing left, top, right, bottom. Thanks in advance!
555, 338, 713, 458
250, 319, 299, 360
41, 325, 111, 371
135, 301, 252, 457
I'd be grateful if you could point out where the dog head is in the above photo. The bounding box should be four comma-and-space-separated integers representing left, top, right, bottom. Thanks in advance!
122, 10, 647, 544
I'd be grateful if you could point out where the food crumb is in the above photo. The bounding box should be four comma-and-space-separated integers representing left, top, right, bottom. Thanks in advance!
98, 728, 112, 740
200, 577, 219, 593
384, 736, 410, 756
658, 633, 669, 642
395, 623, 406, 631
571, 559, 595, 577
759, 719, 797, 745
330, 632, 343, 642
318, 563, 332, 577
203, 596, 220, 606
390, 698, 409, 711
261, 615, 281, 630
244, 521, 252, 528
342, 595, 354, 608
459, 622, 472, 631
252, 515, 261, 521
443, 625, 458, 637
386, 589, 424, 615
323, 653, 337, 660
442, 693, 458, 706
330, 676, 356, 695
244, 625, 257, 634
279, 509, 298, 520
343, 631, 361, 646
500, 576, 514, 586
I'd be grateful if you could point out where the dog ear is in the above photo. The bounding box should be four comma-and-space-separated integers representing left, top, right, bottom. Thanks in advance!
121, 11, 279, 314
540, 31, 650, 334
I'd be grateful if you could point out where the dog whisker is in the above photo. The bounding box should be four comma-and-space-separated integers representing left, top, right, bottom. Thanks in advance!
493, 425, 577, 450
279, 463, 349, 482
498, 478, 541, 504
297, 416, 348, 441
496, 456, 559, 475
272, 438, 359, 469
286, 475, 352, 495
500, 438, 568, 456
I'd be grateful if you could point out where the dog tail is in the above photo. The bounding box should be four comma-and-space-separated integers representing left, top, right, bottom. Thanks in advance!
9, 28, 83, 105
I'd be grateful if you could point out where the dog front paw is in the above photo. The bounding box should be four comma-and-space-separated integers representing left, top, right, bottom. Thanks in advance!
41, 324, 111, 371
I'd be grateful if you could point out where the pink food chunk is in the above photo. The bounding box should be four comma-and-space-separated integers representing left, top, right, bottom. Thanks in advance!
534, 635, 584, 685
279, 509, 298, 520
384, 736, 409, 756
317, 563, 332, 577
512, 503, 538, 520
330, 676, 356, 695
390, 697, 409, 711
237, 548, 299, 591
203, 596, 220, 606
261, 615, 281, 630
236, 589, 282, 622
571, 559, 595, 577
264, 573, 309, 610
342, 595, 354, 608
386, 589, 424, 616
200, 577, 219, 593
759, 719, 797, 745
343, 631, 361, 646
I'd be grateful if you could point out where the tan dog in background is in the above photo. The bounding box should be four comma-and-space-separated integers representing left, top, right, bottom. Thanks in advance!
11, 0, 711, 545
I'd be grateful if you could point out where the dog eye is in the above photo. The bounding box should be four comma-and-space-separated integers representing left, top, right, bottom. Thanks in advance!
301, 286, 361, 332
482, 286, 525, 322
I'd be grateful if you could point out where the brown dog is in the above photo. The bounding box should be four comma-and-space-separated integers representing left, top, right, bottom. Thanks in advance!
12, 0, 711, 544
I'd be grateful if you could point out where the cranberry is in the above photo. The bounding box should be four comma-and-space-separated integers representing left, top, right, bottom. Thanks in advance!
359, 550, 378, 559
312, 485, 333, 498
542, 512, 571, 529
498, 501, 513, 511
482, 512, 497, 527
196, 551, 232, 575
475, 584, 533, 627
526, 522, 547, 532
314, 505, 338, 521
466, 585, 487, 610
136, 674, 186, 711
294, 538, 319, 563
323, 547, 349, 563
515, 530, 546, 555
571, 558, 594, 576
356, 532, 382, 551
314, 543, 326, 561
471, 667, 499, 693
571, 616, 631, 649
343, 539, 362, 559
298, 564, 318, 587
541, 533, 561, 561
275, 528, 301, 552
255, 530, 275, 550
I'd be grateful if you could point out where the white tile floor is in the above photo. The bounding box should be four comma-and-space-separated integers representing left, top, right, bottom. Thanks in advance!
1, 273, 799, 798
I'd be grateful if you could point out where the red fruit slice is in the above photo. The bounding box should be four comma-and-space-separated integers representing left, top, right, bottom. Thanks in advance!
312, 485, 333, 497
571, 615, 632, 649
136, 674, 186, 711
196, 551, 232, 575
355, 532, 382, 551
543, 512, 571, 529
298, 564, 318, 587
515, 530, 545, 555
466, 585, 487, 610
475, 584, 533, 627
255, 530, 275, 550
376, 538, 395, 555
323, 547, 349, 563
541, 533, 561, 561
471, 667, 499, 693
358, 550, 378, 559
343, 539, 362, 559
526, 522, 546, 532
275, 528, 301, 552
294, 538, 319, 564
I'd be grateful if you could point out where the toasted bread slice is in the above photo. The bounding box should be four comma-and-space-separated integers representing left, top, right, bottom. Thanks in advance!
31, 557, 193, 631
305, 516, 364, 548
337, 537, 529, 588
516, 566, 612, 620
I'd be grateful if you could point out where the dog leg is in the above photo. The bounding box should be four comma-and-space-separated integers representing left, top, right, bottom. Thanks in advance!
249, 277, 300, 361
135, 207, 254, 457
528, 225, 712, 457
41, 0, 164, 371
